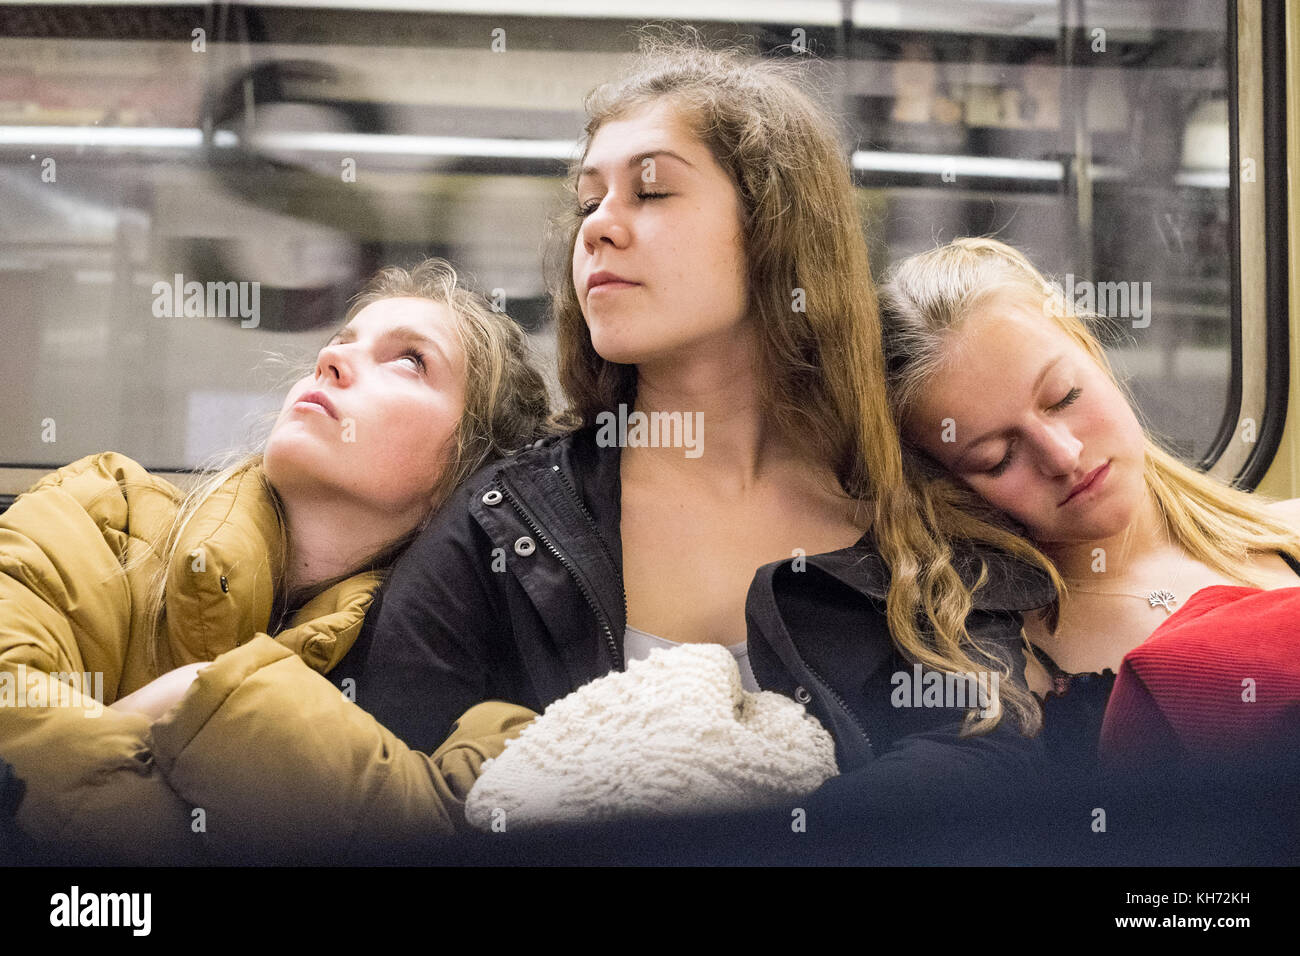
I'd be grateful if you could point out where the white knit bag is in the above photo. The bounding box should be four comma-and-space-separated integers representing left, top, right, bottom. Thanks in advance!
464, 643, 839, 830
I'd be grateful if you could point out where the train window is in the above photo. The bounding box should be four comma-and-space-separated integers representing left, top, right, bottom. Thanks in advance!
0, 0, 1286, 501
849, 0, 1285, 484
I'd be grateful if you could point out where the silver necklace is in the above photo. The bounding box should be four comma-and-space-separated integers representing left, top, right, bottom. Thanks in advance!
1065, 560, 1188, 615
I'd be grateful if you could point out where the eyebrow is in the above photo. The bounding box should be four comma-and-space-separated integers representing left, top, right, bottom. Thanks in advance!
327, 323, 454, 372
951, 353, 1065, 468
578, 149, 696, 182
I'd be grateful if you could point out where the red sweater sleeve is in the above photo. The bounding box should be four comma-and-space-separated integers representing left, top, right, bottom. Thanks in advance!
1099, 585, 1300, 767
1099, 665, 1186, 768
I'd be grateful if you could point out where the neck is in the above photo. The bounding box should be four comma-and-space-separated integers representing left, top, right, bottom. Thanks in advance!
629, 325, 800, 493
1044, 487, 1169, 583
277, 490, 417, 595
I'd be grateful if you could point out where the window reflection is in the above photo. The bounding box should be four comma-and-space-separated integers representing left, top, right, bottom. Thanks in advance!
0, 1, 1236, 469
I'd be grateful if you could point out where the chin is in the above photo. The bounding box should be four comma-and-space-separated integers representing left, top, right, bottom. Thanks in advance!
588, 342, 639, 365
1039, 512, 1131, 547
587, 328, 657, 366
263, 436, 334, 492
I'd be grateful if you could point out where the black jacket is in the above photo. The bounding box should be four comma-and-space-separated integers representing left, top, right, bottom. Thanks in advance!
336, 426, 1057, 813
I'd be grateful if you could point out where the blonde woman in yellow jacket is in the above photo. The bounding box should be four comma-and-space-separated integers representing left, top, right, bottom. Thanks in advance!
0, 260, 546, 863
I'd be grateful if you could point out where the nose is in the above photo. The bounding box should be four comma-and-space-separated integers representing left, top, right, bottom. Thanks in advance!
314, 341, 355, 386
1033, 420, 1083, 477
578, 193, 631, 254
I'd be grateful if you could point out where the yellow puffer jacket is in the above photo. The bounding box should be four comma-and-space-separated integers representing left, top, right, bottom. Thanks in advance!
0, 452, 533, 863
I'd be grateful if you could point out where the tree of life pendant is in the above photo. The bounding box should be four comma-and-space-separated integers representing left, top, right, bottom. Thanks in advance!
1147, 589, 1178, 613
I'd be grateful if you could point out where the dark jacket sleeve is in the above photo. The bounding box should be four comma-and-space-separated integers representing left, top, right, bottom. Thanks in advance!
806, 708, 1044, 817
783, 716, 1046, 864
804, 608, 1046, 824
749, 584, 1047, 824
341, 478, 512, 753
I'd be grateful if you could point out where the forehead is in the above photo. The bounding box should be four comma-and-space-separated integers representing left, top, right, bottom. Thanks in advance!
913, 295, 1074, 421
580, 101, 708, 173
954, 293, 1071, 364
344, 297, 464, 365
347, 297, 452, 336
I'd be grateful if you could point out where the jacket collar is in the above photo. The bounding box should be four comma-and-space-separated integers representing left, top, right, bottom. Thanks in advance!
163, 466, 381, 672
499, 426, 1054, 615
494, 428, 627, 640
802, 539, 1055, 612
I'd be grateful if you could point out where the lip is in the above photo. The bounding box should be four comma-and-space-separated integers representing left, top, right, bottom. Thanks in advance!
1060, 462, 1110, 506
293, 390, 338, 420
586, 270, 639, 294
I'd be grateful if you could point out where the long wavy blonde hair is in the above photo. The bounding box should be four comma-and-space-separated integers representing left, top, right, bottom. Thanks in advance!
548, 33, 1054, 735
143, 258, 550, 672
879, 236, 1300, 624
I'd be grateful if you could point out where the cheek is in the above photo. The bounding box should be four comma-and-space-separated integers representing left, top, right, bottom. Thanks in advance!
355, 399, 458, 503
571, 247, 594, 318
678, 222, 746, 313
384, 395, 460, 459
274, 379, 310, 420
969, 471, 1054, 531
1118, 405, 1146, 454
263, 384, 309, 454
972, 476, 1026, 515
571, 239, 586, 283
707, 218, 746, 288
1081, 379, 1140, 444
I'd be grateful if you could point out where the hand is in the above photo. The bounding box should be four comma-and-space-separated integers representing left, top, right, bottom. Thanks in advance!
110, 662, 210, 721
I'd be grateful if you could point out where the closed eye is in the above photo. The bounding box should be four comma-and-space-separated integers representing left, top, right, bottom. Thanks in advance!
985, 440, 1015, 477
576, 190, 670, 217
1051, 387, 1081, 411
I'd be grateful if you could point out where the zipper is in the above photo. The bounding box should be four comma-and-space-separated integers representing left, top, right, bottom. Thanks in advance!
550, 463, 629, 636
497, 474, 623, 670
550, 461, 867, 750
800, 657, 874, 757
